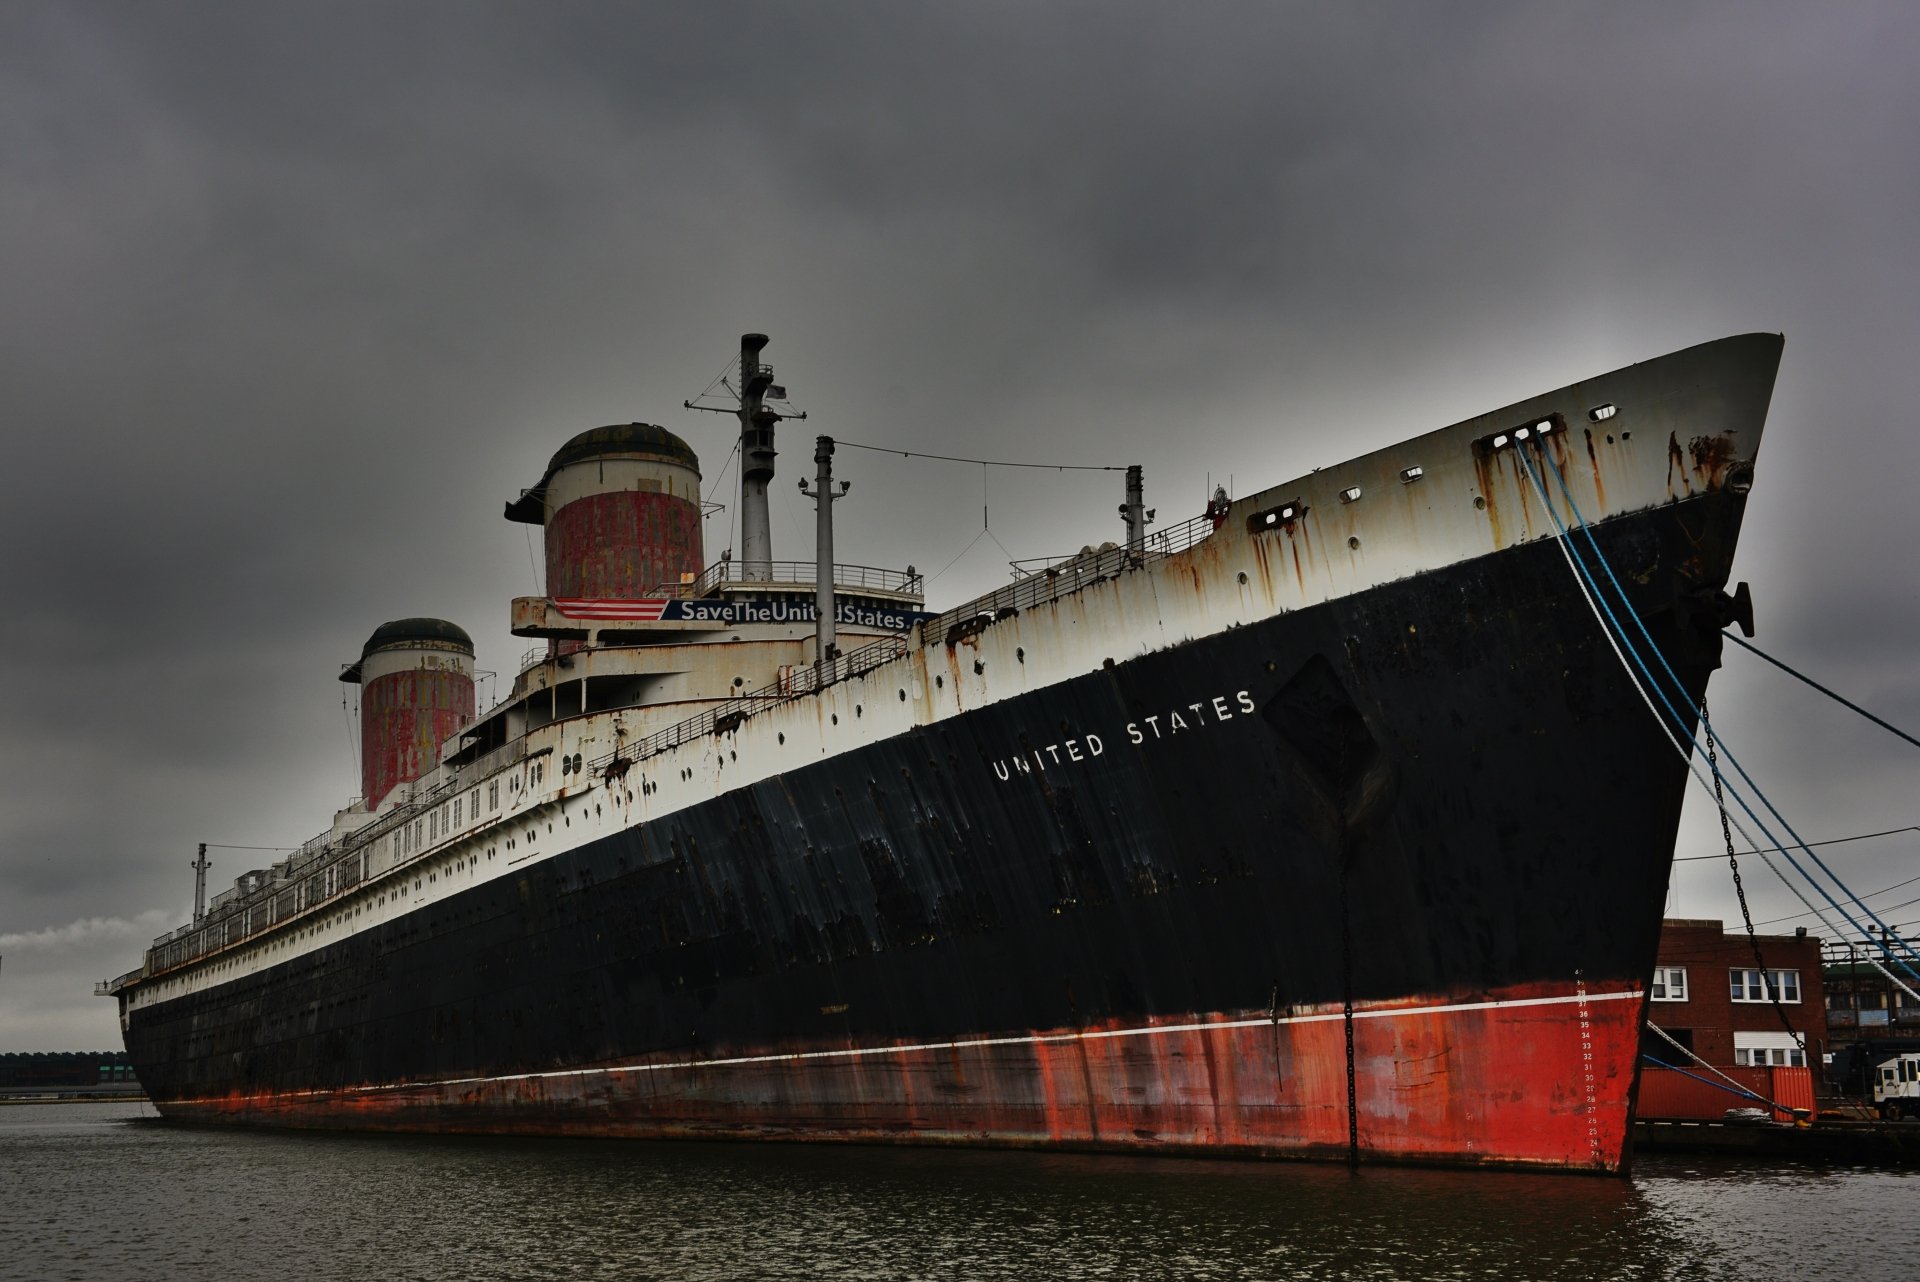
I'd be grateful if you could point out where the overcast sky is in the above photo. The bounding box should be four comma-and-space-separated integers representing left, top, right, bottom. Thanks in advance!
3, 2, 1916, 1048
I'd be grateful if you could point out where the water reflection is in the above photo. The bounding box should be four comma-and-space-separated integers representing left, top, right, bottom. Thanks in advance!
2, 1103, 1910, 1282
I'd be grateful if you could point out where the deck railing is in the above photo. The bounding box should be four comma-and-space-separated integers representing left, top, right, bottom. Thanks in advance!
120, 507, 1217, 986
672, 560, 923, 598
582, 510, 1219, 781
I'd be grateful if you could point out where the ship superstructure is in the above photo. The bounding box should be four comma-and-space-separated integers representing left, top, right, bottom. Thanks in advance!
104, 333, 1785, 1173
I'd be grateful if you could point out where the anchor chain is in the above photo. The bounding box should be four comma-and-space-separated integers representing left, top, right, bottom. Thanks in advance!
1341, 857, 1359, 1165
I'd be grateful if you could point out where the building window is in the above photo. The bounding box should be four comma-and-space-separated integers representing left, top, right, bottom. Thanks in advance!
1730, 968, 1801, 1003
1650, 967, 1688, 1002
1733, 1031, 1806, 1067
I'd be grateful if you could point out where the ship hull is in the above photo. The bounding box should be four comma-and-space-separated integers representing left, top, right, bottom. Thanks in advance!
156, 981, 1642, 1169
124, 491, 1739, 1172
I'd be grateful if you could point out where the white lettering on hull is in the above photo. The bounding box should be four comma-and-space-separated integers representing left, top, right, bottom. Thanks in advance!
991, 689, 1254, 781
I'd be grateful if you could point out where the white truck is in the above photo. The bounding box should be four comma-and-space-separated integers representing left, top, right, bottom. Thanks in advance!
1871, 1052, 1920, 1120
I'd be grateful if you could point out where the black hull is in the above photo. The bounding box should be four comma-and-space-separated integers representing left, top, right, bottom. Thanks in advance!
124, 489, 1741, 1166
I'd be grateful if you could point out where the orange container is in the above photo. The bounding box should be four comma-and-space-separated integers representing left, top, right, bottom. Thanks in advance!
1636, 1064, 1816, 1122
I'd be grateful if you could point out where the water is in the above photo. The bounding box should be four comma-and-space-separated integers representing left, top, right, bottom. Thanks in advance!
3, 1102, 1911, 1282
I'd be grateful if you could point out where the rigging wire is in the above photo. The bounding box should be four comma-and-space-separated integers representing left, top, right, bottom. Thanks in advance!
1672, 825, 1920, 861
690, 353, 741, 405
1705, 701, 1806, 1047
1758, 871, 1920, 921
1754, 884, 1920, 929
202, 843, 299, 852
834, 438, 1127, 472
523, 525, 543, 594
1511, 442, 1920, 991
1722, 630, 1920, 751
703, 439, 740, 507
926, 528, 992, 585
342, 688, 359, 781
1521, 442, 1920, 976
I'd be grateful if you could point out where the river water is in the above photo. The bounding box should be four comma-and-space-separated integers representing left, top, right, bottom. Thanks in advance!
3, 1101, 1910, 1281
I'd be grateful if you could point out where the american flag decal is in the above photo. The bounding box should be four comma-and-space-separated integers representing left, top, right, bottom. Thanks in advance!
551, 597, 671, 621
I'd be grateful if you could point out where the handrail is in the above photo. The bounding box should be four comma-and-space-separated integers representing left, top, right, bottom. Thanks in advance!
667, 560, 924, 599
921, 511, 1217, 642
582, 633, 913, 783
134, 506, 1218, 982
581, 509, 1219, 781
142, 741, 531, 970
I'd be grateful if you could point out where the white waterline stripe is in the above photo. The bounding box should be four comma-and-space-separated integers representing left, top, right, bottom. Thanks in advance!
246, 988, 1641, 1103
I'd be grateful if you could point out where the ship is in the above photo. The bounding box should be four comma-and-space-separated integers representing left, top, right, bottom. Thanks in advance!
101, 331, 1785, 1172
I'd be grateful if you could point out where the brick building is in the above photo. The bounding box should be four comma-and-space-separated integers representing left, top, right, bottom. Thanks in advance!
1643, 917, 1827, 1068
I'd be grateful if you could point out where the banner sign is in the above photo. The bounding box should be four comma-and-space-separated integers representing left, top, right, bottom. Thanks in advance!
553, 596, 933, 632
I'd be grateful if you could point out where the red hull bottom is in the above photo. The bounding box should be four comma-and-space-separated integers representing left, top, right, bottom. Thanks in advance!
159, 979, 1645, 1172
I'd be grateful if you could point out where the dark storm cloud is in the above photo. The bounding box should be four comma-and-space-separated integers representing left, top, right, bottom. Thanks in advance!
3, 1, 1917, 1044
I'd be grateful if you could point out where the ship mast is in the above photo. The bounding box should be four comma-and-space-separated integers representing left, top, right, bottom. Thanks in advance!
736, 334, 776, 582
1120, 464, 1149, 553
191, 842, 209, 924
685, 333, 807, 582
799, 435, 850, 665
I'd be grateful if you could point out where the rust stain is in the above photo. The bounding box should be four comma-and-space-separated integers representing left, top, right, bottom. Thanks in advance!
152, 977, 1642, 1172
1248, 533, 1271, 587
1665, 432, 1691, 498
1470, 448, 1503, 547
1582, 429, 1606, 511
1687, 434, 1736, 489
1508, 450, 1534, 538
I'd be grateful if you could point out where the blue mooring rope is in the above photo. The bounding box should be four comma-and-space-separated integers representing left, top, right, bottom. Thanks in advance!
1639, 1054, 1767, 1104
1513, 442, 1920, 980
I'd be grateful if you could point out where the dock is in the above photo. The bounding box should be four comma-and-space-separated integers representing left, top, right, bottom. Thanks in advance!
1634, 1117, 1920, 1165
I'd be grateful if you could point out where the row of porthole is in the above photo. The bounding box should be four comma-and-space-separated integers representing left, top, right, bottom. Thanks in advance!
1250, 409, 1629, 534
168, 736, 687, 990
